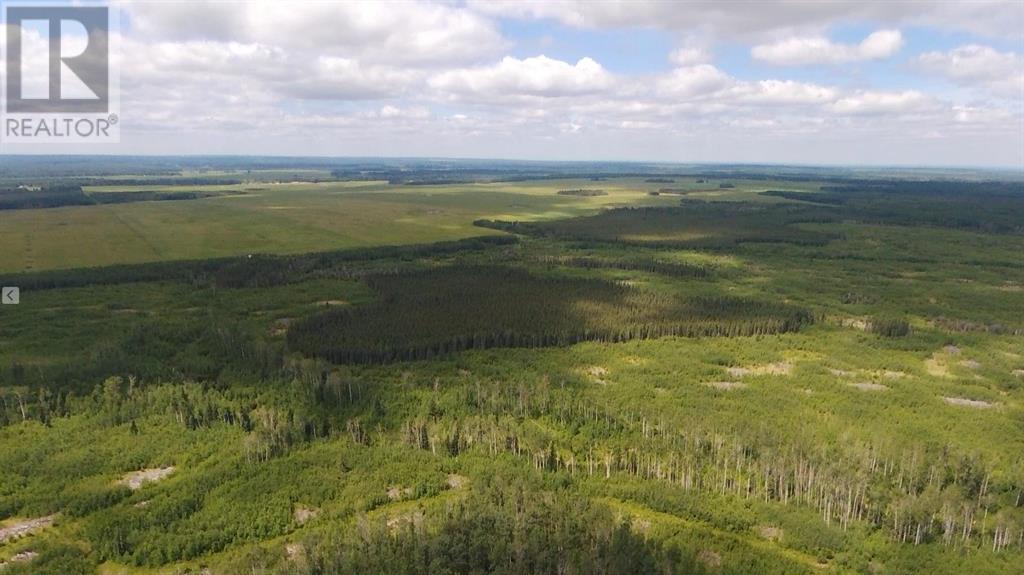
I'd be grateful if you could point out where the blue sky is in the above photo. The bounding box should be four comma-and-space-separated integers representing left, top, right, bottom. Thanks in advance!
3, 1, 1022, 167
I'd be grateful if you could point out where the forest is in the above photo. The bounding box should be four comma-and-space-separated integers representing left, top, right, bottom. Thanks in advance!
287, 265, 813, 364
0, 163, 1022, 574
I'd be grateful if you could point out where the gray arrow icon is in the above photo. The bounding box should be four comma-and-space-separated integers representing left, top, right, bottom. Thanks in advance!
2, 287, 19, 305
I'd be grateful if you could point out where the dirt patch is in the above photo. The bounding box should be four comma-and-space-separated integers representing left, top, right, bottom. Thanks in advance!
850, 382, 888, 392
881, 370, 908, 380
926, 346, 975, 378
270, 317, 294, 337
293, 505, 319, 525
285, 543, 306, 562
755, 525, 783, 541
1012, 369, 1024, 377
925, 358, 950, 378
632, 518, 652, 533
828, 368, 855, 377
0, 551, 38, 569
727, 362, 791, 378
581, 366, 610, 385
386, 511, 424, 532
446, 474, 469, 490
706, 381, 746, 391
0, 515, 55, 543
317, 300, 349, 307
841, 318, 869, 331
387, 486, 414, 501
943, 397, 996, 409
698, 549, 722, 568
117, 467, 175, 490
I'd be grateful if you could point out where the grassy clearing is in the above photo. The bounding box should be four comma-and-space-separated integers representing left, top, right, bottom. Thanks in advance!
0, 178, 700, 274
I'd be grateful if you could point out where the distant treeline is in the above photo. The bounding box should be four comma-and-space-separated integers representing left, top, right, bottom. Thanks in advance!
761, 181, 1024, 233
475, 202, 840, 249
288, 265, 813, 364
77, 177, 244, 187
0, 185, 217, 210
0, 185, 93, 210
0, 235, 518, 292
557, 189, 607, 197
89, 191, 218, 204
535, 255, 710, 278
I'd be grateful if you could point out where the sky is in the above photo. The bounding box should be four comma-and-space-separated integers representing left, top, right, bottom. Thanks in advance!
3, 0, 1024, 167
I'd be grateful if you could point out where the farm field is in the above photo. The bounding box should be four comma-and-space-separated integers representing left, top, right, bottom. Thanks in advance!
0, 177, 819, 274
0, 161, 1022, 574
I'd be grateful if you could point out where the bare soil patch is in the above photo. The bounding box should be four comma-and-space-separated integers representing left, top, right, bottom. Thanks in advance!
850, 382, 888, 392
293, 505, 319, 525
706, 381, 746, 391
727, 362, 791, 378
841, 318, 869, 331
943, 397, 995, 409
117, 467, 175, 490
698, 549, 722, 568
446, 474, 469, 490
632, 518, 652, 533
0, 515, 55, 543
0, 551, 38, 569
386, 511, 424, 532
959, 359, 981, 369
881, 370, 908, 380
925, 358, 950, 378
317, 300, 348, 307
755, 525, 784, 541
270, 317, 294, 337
285, 543, 306, 562
582, 365, 610, 385
828, 368, 855, 377
387, 486, 414, 501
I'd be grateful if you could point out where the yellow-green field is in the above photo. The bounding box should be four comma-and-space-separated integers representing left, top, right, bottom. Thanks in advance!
0, 178, 817, 273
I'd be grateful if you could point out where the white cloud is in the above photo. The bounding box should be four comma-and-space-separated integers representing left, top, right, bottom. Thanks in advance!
752, 29, 903, 65
126, 0, 507, 66
3, 2, 1018, 165
468, 0, 1024, 39
377, 105, 431, 119
114, 38, 420, 101
669, 46, 711, 66
733, 80, 838, 105
429, 56, 615, 99
828, 90, 937, 115
656, 65, 733, 98
917, 45, 1024, 99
